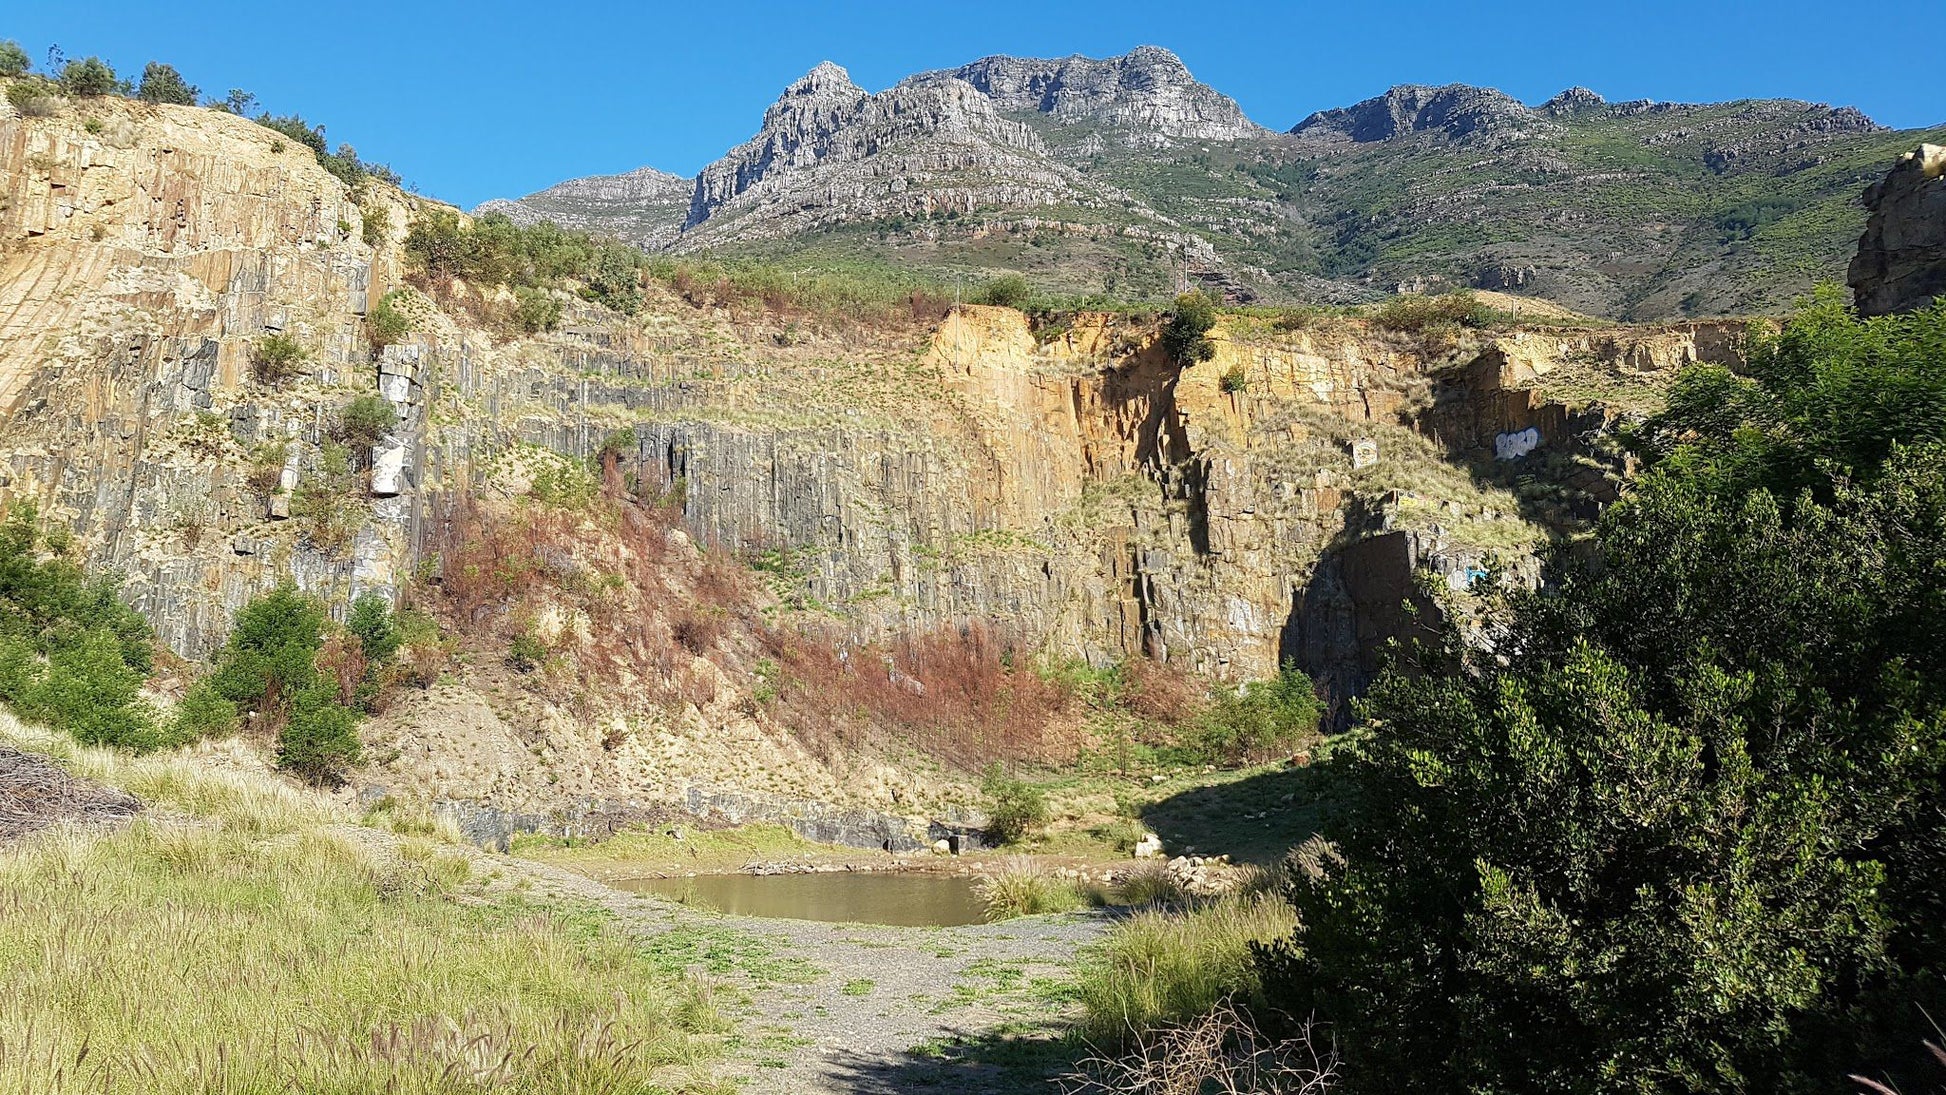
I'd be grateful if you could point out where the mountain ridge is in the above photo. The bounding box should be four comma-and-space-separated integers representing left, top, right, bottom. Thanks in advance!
476, 47, 1942, 319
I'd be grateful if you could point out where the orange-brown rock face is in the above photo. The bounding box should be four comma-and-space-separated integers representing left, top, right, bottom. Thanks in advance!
0, 90, 1748, 713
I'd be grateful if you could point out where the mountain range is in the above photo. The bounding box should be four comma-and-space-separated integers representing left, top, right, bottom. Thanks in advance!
482, 46, 1945, 318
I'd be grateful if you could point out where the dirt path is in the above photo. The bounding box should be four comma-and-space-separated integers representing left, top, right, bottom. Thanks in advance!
505, 857, 1110, 1093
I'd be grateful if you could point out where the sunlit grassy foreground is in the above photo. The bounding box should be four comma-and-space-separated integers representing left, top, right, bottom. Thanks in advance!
0, 716, 726, 1094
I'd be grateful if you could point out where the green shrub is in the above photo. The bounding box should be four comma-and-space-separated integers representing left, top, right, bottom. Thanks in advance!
347, 593, 399, 665
254, 113, 326, 156
1260, 295, 1946, 1090
252, 333, 307, 384
1218, 364, 1247, 393
404, 209, 648, 317
0, 504, 161, 749
0, 40, 29, 77
981, 764, 1050, 844
507, 631, 547, 674
19, 631, 158, 750
513, 286, 563, 333
358, 199, 391, 248
5, 79, 57, 118
56, 57, 119, 98
1187, 663, 1320, 766
277, 683, 361, 785
135, 62, 197, 105
367, 291, 411, 346
197, 586, 363, 785
1370, 290, 1496, 333
170, 681, 238, 741
334, 395, 395, 453
977, 274, 1034, 311
1161, 291, 1218, 365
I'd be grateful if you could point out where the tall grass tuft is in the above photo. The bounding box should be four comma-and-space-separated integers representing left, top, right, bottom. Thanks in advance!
1075, 890, 1295, 1043
979, 856, 1088, 920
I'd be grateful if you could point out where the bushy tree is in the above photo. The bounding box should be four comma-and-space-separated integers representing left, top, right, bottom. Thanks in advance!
981, 765, 1050, 844
135, 61, 197, 105
199, 586, 363, 785
0, 39, 30, 77
347, 592, 399, 664
1191, 663, 1321, 766
1162, 291, 1218, 364
0, 503, 161, 749
1258, 294, 1946, 1091
977, 274, 1033, 311
56, 56, 119, 98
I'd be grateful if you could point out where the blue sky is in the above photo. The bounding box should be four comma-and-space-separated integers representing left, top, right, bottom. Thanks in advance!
9, 0, 1944, 207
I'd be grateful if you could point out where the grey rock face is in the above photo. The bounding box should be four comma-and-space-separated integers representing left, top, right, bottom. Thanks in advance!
1291, 83, 1544, 142
1851, 144, 1946, 316
904, 45, 1266, 145
681, 63, 1096, 244
474, 165, 691, 248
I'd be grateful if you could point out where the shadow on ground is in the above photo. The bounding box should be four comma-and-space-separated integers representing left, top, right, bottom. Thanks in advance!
1138, 763, 1335, 865
813, 1023, 1090, 1093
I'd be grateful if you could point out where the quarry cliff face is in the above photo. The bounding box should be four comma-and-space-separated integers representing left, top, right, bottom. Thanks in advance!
0, 91, 1751, 739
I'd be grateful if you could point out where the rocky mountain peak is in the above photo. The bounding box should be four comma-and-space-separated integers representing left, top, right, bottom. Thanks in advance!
1292, 83, 1541, 142
1543, 86, 1607, 115
902, 46, 1265, 145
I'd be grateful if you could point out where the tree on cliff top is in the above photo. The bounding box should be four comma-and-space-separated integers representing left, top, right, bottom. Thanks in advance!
1162, 291, 1218, 365
136, 61, 197, 106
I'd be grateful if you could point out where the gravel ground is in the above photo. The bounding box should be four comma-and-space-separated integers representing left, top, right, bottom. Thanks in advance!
511, 857, 1111, 1093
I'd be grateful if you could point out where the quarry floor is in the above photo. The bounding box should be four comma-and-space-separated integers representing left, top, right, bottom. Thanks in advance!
511, 851, 1110, 1094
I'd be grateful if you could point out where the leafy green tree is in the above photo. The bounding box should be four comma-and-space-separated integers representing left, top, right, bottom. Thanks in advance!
22, 631, 157, 749
1258, 295, 1946, 1091
512, 287, 563, 333
1191, 663, 1321, 765
135, 61, 197, 105
56, 56, 119, 98
0, 39, 29, 77
1162, 291, 1218, 364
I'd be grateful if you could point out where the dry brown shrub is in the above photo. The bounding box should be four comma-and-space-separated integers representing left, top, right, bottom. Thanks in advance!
1063, 1001, 1339, 1095
672, 610, 724, 654
315, 631, 368, 707
766, 621, 1078, 770
1120, 657, 1207, 727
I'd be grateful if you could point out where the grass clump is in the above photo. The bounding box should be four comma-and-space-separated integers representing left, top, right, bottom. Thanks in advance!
978, 857, 1088, 920
0, 731, 725, 1094
1075, 890, 1294, 1042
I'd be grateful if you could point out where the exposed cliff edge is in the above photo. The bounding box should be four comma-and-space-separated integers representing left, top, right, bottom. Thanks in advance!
0, 88, 1757, 834
1851, 144, 1946, 316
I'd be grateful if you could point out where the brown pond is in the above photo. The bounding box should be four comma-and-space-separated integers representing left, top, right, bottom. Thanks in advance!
613, 871, 989, 927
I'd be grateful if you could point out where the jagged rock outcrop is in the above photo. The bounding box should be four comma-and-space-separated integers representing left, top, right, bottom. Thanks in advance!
1291, 83, 1545, 142
1850, 144, 1946, 316
680, 62, 1104, 245
1542, 87, 1606, 116
474, 165, 690, 248
903, 45, 1266, 145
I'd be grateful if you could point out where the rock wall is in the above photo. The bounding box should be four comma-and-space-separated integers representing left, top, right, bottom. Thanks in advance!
1851, 144, 1946, 317
0, 90, 1751, 745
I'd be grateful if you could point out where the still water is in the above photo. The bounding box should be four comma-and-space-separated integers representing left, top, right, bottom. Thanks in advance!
614, 871, 988, 927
